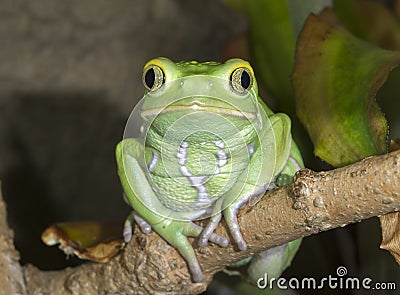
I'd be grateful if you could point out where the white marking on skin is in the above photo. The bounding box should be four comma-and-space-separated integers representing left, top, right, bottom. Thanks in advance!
289, 156, 302, 171
148, 150, 159, 172
216, 150, 228, 166
248, 143, 255, 155
214, 141, 229, 170
179, 165, 191, 177
214, 140, 224, 148
176, 141, 213, 205
189, 175, 208, 186
264, 182, 277, 191
177, 154, 186, 166
176, 141, 188, 165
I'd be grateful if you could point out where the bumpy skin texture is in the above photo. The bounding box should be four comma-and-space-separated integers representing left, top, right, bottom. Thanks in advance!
116, 58, 304, 283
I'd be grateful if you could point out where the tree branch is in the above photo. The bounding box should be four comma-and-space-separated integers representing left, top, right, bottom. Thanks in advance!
0, 181, 27, 294
2, 150, 400, 294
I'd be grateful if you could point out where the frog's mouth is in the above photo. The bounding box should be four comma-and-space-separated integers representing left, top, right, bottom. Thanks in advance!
141, 104, 257, 120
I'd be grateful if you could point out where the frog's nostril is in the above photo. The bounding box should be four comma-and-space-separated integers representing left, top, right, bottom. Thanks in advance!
207, 81, 213, 90
180, 80, 185, 87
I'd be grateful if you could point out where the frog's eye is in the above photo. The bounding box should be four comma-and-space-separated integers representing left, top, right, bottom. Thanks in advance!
143, 65, 165, 91
230, 67, 253, 94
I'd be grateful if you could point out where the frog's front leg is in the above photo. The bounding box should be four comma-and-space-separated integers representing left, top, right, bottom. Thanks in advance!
197, 200, 223, 248
222, 193, 252, 250
155, 220, 206, 282
117, 139, 229, 282
198, 192, 253, 250
124, 209, 229, 247
124, 213, 228, 282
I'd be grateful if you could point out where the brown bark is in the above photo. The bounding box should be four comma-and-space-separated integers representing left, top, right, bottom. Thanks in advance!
0, 181, 27, 294
1, 150, 400, 294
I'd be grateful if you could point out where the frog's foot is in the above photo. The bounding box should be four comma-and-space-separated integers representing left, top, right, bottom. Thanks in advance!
158, 221, 207, 282
224, 194, 251, 251
198, 213, 223, 248
178, 222, 227, 282
186, 255, 204, 282
123, 211, 152, 243
185, 222, 228, 248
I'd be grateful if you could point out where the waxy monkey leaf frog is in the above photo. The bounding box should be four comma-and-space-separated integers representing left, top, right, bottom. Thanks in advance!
116, 57, 303, 283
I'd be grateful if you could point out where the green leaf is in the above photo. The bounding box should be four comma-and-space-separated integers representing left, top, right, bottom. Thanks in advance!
225, 0, 295, 114
225, 0, 331, 116
334, 0, 400, 50
292, 11, 400, 167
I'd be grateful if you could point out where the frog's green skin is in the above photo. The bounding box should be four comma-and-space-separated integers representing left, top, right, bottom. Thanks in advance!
116, 57, 304, 283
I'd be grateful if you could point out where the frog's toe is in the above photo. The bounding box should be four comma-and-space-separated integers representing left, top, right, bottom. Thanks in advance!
169, 224, 205, 282
123, 223, 133, 243
198, 213, 222, 248
190, 266, 204, 283
230, 231, 247, 251
224, 206, 247, 251
123, 211, 135, 242
183, 221, 227, 247
124, 211, 153, 242
236, 239, 247, 251
226, 215, 247, 250
209, 233, 229, 247
133, 211, 152, 234
198, 237, 208, 248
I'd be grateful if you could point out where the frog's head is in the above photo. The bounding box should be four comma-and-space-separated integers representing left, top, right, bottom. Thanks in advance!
140, 57, 260, 115
138, 57, 263, 141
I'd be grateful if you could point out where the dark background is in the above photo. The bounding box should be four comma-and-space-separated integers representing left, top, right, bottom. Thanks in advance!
0, 1, 399, 294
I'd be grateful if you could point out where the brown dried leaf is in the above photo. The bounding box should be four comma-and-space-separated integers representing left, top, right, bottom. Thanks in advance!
389, 138, 400, 152
42, 222, 124, 263
379, 139, 400, 265
380, 212, 400, 265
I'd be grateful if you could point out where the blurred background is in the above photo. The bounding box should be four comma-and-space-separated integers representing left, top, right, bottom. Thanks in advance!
0, 0, 399, 294
0, 0, 246, 269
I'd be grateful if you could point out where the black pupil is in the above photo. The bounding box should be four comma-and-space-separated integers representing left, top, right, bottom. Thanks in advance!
145, 68, 155, 89
240, 70, 251, 89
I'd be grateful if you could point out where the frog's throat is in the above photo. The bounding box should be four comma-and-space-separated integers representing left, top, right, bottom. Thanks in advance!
141, 105, 256, 119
